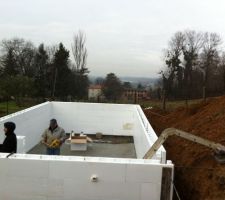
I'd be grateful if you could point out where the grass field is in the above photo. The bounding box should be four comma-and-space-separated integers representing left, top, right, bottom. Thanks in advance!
139, 98, 204, 111
0, 98, 205, 117
0, 101, 28, 117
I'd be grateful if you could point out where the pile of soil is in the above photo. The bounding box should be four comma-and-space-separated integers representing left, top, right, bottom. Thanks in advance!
144, 96, 225, 200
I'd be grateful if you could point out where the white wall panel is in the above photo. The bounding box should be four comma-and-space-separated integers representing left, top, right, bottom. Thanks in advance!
0, 102, 173, 199
51, 102, 135, 136
0, 156, 173, 200
126, 164, 162, 183
0, 102, 165, 160
134, 105, 166, 160
49, 161, 126, 183
141, 183, 161, 200
0, 102, 51, 152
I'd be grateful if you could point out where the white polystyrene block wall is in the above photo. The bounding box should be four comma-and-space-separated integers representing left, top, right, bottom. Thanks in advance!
51, 102, 165, 159
17, 136, 26, 153
0, 155, 173, 200
0, 101, 165, 161
133, 112, 152, 158
51, 102, 136, 135
134, 106, 166, 160
0, 102, 173, 200
0, 102, 51, 152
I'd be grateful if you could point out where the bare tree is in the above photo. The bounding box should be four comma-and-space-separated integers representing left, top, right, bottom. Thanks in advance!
46, 44, 58, 63
1, 38, 36, 76
162, 30, 225, 102
200, 32, 222, 100
45, 44, 58, 98
71, 30, 88, 74
219, 52, 225, 93
166, 32, 185, 92
182, 30, 204, 106
161, 32, 185, 110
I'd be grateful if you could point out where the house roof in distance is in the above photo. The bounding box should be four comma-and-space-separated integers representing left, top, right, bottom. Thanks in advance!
89, 84, 102, 89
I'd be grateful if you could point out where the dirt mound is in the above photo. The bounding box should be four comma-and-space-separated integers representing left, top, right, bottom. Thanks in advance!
144, 96, 225, 200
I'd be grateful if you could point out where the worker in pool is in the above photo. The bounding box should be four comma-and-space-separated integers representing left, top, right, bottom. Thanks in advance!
41, 119, 66, 155
0, 122, 17, 153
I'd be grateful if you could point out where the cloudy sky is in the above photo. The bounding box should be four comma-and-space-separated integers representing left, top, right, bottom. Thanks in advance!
0, 0, 225, 77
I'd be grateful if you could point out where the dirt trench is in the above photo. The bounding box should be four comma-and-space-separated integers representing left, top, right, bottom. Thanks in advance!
144, 96, 225, 200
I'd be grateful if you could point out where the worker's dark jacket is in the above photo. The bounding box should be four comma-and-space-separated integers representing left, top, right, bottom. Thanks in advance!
0, 132, 17, 153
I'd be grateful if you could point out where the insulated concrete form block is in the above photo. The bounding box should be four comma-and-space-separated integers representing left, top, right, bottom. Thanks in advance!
133, 115, 151, 158
0, 102, 51, 152
0, 102, 173, 200
0, 155, 172, 200
0, 159, 48, 200
17, 136, 26, 153
4, 159, 49, 178
49, 160, 126, 183
51, 102, 135, 136
141, 183, 161, 200
2, 177, 48, 197
0, 158, 8, 177
63, 181, 140, 200
0, 194, 47, 200
134, 106, 166, 160
0, 177, 6, 196
47, 179, 64, 198
0, 101, 165, 159
126, 164, 162, 183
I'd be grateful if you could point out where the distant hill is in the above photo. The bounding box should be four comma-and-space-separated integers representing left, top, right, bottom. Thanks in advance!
119, 77, 158, 87
89, 76, 158, 87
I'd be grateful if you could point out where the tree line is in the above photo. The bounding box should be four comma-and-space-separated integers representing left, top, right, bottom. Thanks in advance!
94, 73, 147, 103
0, 31, 89, 103
160, 30, 225, 106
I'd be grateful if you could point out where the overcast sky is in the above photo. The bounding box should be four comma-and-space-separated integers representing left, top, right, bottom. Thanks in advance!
0, 0, 225, 77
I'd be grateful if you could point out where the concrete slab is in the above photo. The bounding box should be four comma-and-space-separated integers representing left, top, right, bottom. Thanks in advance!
28, 136, 136, 158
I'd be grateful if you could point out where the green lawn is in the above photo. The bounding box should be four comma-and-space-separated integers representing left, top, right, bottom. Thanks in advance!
139, 98, 203, 111
0, 101, 28, 117
0, 98, 205, 117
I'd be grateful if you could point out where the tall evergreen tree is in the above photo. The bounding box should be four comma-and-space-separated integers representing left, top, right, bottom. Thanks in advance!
2, 48, 17, 76
34, 43, 49, 98
103, 73, 123, 102
52, 43, 71, 99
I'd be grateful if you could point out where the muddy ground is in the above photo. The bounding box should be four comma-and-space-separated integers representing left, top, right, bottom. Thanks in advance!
144, 96, 225, 200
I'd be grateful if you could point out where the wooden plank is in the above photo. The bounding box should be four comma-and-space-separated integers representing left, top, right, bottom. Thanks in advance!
160, 167, 172, 200
71, 139, 87, 144
71, 135, 87, 139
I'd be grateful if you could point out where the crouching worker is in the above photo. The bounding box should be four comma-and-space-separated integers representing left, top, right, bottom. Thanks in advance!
41, 119, 66, 155
0, 122, 17, 153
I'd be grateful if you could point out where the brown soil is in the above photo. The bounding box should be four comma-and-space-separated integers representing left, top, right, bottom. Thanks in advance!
144, 96, 225, 200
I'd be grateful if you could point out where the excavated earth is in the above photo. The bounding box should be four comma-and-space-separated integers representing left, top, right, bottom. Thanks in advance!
144, 96, 225, 200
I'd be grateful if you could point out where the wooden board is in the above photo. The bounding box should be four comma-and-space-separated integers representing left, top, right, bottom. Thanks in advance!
71, 135, 87, 139
160, 167, 172, 200
71, 139, 87, 144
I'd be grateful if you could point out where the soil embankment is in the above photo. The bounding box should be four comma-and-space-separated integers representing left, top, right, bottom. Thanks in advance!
144, 96, 225, 200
